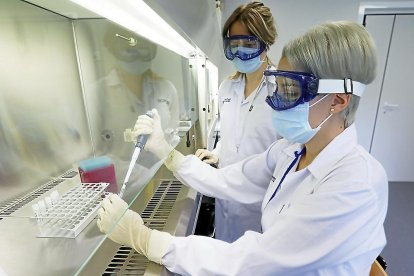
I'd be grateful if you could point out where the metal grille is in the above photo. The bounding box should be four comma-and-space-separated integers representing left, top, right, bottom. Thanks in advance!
0, 168, 78, 221
102, 180, 183, 276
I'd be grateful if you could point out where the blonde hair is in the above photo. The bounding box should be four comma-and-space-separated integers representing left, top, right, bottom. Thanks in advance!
222, 1, 277, 49
223, 1, 277, 79
282, 21, 377, 127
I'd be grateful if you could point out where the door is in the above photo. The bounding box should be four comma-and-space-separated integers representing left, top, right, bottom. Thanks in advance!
356, 15, 394, 152
365, 15, 414, 181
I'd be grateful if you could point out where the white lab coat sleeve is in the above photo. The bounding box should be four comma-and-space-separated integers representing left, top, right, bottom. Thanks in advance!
161, 169, 385, 275
172, 143, 278, 205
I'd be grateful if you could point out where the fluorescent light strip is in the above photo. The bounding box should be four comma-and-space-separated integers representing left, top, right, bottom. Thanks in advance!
69, 0, 196, 58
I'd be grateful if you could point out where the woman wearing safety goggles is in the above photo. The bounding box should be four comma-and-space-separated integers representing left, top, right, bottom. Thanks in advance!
194, 1, 281, 243
98, 21, 388, 275
263, 69, 366, 143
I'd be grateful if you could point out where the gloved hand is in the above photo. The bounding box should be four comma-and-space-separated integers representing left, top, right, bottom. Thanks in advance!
97, 194, 173, 264
131, 109, 173, 159
195, 149, 219, 164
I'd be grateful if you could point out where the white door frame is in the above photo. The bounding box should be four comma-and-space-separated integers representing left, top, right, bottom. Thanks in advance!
358, 1, 414, 24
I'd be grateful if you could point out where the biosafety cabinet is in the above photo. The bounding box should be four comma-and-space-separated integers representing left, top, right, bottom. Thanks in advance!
0, 0, 220, 275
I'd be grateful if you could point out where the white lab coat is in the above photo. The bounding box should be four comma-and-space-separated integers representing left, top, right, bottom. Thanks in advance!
163, 125, 388, 275
212, 73, 279, 242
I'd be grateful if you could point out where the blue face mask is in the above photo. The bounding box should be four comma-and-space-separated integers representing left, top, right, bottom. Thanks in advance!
272, 95, 332, 143
232, 56, 263, 73
230, 47, 263, 73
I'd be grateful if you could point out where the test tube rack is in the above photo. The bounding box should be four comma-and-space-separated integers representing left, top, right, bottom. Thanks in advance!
36, 182, 108, 238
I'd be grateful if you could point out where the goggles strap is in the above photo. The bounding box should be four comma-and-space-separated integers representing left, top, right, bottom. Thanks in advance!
318, 79, 366, 97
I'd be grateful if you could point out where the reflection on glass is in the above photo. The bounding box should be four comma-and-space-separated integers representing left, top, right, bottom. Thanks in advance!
79, 21, 183, 200
0, 0, 91, 205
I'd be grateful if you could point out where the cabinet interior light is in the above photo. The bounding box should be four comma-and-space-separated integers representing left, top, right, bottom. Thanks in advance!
69, 0, 196, 58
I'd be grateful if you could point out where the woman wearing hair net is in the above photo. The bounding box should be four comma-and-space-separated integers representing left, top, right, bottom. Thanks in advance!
98, 21, 388, 275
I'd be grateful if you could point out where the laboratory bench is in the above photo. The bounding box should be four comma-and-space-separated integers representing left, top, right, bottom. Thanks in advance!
0, 167, 201, 276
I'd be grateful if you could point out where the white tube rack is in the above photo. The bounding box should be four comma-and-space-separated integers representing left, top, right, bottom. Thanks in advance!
36, 182, 109, 238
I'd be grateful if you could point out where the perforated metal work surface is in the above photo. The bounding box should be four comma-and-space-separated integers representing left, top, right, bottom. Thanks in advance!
102, 180, 183, 276
103, 246, 150, 276
0, 169, 78, 221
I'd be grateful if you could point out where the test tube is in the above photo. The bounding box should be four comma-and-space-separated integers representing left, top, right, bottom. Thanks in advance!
50, 190, 60, 204
44, 197, 53, 209
31, 203, 40, 217
38, 200, 47, 216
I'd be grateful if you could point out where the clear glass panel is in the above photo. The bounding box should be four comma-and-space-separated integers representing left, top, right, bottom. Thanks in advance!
74, 19, 198, 274
0, 1, 93, 275
74, 19, 195, 203
0, 1, 92, 205
0, 2, 198, 275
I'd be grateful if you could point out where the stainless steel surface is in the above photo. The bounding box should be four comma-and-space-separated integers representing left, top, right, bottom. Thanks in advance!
77, 176, 200, 276
0, 125, 201, 275
0, 176, 107, 276
0, 177, 64, 218
0, 0, 93, 205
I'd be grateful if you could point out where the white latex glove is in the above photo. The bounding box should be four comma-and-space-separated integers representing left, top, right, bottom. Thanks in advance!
132, 109, 172, 159
195, 149, 219, 164
97, 194, 173, 264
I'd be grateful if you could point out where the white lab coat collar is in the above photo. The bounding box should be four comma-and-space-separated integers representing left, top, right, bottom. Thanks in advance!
229, 73, 243, 84
280, 124, 358, 180
282, 142, 304, 158
227, 74, 245, 98
307, 124, 358, 180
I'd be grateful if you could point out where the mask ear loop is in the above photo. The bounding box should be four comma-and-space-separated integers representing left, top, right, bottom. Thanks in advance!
316, 112, 333, 129
309, 94, 330, 108
309, 94, 333, 130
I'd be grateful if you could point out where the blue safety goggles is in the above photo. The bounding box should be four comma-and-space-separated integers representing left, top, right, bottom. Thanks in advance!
264, 70, 366, 111
223, 35, 266, 61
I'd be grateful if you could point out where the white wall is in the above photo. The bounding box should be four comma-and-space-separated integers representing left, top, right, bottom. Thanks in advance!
218, 0, 393, 81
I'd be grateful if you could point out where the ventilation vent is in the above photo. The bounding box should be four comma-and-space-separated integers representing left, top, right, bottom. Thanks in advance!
102, 246, 149, 276
0, 169, 77, 221
102, 180, 183, 275
61, 169, 78, 178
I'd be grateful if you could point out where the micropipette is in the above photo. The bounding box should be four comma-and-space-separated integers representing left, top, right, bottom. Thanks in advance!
119, 111, 154, 198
